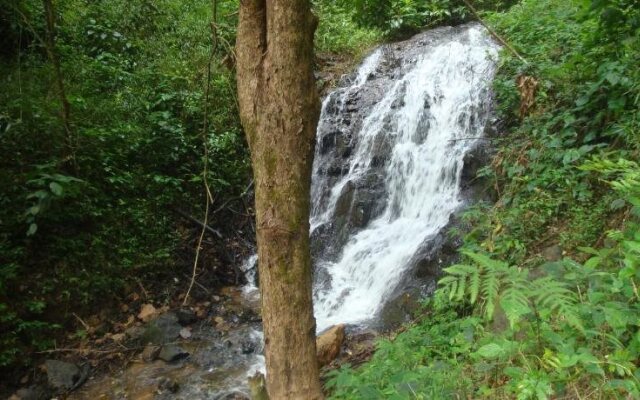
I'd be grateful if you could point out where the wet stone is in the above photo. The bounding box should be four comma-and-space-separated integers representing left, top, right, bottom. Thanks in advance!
141, 345, 161, 362
158, 377, 180, 393
143, 312, 181, 345
158, 344, 189, 363
240, 339, 256, 354
176, 308, 197, 326
45, 360, 89, 392
12, 387, 40, 400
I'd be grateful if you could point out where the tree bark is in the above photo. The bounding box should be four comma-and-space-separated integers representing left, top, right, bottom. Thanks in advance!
236, 0, 322, 399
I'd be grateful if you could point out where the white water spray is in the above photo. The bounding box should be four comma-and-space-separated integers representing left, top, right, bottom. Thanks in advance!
311, 25, 499, 330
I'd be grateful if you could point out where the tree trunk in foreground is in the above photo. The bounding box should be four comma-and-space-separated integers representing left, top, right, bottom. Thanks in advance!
236, 0, 322, 399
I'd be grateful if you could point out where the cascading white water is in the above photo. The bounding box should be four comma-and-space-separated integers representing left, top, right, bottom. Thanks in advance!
311, 25, 500, 331
310, 49, 383, 230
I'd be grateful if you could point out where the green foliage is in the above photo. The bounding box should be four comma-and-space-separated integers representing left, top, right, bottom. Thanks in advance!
441, 250, 582, 330
326, 310, 477, 399
314, 1, 383, 55
0, 0, 249, 368
343, 0, 517, 36
327, 160, 640, 399
325, 0, 640, 398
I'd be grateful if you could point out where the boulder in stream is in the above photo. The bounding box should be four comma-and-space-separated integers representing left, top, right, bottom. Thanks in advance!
44, 359, 89, 393
316, 324, 345, 367
142, 312, 181, 345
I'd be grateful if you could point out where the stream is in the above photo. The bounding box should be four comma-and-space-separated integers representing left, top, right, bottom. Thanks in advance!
71, 22, 499, 400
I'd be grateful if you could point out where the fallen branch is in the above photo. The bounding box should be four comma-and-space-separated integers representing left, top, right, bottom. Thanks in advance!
36, 346, 142, 355
462, 0, 528, 64
181, 273, 211, 294
448, 137, 493, 142
173, 208, 222, 239
72, 313, 91, 332
211, 179, 254, 215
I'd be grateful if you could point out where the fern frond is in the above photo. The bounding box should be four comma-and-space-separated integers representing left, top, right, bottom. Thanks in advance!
501, 284, 532, 328
463, 250, 509, 272
481, 266, 501, 320
449, 280, 459, 301
444, 264, 478, 276
470, 267, 481, 304
530, 277, 582, 330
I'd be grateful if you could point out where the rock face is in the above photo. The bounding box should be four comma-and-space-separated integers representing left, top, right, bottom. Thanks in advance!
316, 324, 346, 367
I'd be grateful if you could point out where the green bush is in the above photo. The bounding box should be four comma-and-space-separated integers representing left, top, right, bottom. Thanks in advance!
343, 0, 518, 36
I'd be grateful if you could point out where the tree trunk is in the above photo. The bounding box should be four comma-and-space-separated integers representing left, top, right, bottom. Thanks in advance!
235, 0, 322, 399
42, 0, 75, 168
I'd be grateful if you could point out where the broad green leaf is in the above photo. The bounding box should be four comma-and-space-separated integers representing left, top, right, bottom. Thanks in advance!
49, 182, 63, 196
476, 343, 503, 359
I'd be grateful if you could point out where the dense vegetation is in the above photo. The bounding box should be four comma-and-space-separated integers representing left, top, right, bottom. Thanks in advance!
326, 0, 640, 398
1, 0, 638, 398
0, 0, 250, 369
346, 0, 517, 35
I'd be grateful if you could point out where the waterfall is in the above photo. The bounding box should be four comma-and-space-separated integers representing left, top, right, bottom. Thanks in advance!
310, 24, 499, 331
242, 23, 498, 329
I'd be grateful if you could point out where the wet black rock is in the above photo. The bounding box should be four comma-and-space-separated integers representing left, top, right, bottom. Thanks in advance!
176, 308, 198, 326
379, 288, 423, 329
240, 339, 256, 354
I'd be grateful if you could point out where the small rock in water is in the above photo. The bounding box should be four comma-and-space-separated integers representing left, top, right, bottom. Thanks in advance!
176, 308, 197, 326
179, 327, 192, 339
143, 312, 181, 344
141, 345, 160, 362
240, 339, 256, 354
158, 344, 189, 363
213, 316, 230, 331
